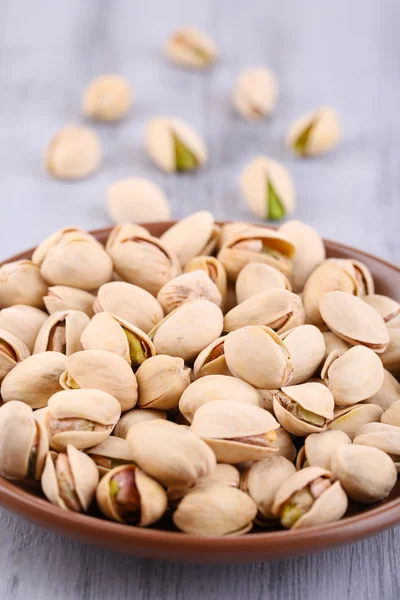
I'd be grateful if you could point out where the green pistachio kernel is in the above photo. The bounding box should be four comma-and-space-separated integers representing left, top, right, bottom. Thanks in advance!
297, 406, 325, 427
280, 503, 305, 528
293, 121, 315, 156
267, 180, 285, 220
123, 328, 147, 369
66, 374, 80, 389
174, 135, 198, 171
110, 478, 120, 498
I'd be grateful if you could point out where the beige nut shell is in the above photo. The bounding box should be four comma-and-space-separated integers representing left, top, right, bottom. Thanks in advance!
233, 66, 278, 120
82, 75, 132, 122
107, 178, 170, 224
45, 125, 102, 180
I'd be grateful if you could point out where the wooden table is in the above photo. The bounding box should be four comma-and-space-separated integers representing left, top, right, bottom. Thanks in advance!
1, 0, 399, 598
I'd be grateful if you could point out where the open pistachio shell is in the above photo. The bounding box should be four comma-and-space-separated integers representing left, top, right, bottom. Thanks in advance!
94, 281, 164, 333
160, 212, 217, 267
327, 259, 374, 297
190, 400, 280, 464
87, 436, 134, 477
127, 419, 216, 490
321, 331, 350, 363
287, 107, 341, 157
165, 26, 217, 69
34, 310, 90, 355
184, 256, 227, 308
380, 328, 400, 375
353, 422, 400, 471
173, 484, 257, 536
157, 270, 222, 314
363, 294, 400, 328
381, 400, 400, 427
319, 290, 389, 352
273, 427, 297, 462
179, 375, 262, 423
44, 286, 96, 317
296, 430, 351, 470
279, 220, 325, 292
112, 408, 167, 439
233, 66, 278, 120
0, 328, 30, 384
365, 369, 400, 411
0, 260, 48, 309
0, 401, 48, 480
224, 325, 293, 389
236, 263, 291, 304
331, 444, 397, 503
273, 382, 334, 436
135, 355, 190, 410
197, 464, 240, 490
218, 222, 256, 251
149, 300, 223, 363
1, 351, 66, 408
328, 404, 383, 440
280, 325, 325, 385
193, 336, 231, 378
42, 445, 99, 512
105, 223, 150, 251
0, 305, 48, 352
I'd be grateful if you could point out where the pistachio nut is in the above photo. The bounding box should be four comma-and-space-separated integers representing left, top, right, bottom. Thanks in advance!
224, 288, 305, 334
240, 156, 295, 221
273, 382, 334, 436
46, 388, 121, 451
381, 400, 400, 427
331, 444, 397, 503
160, 211, 217, 267
45, 125, 102, 180
149, 300, 223, 363
82, 74, 132, 122
173, 484, 257, 536
319, 290, 390, 352
44, 286, 96, 318
1, 351, 66, 408
365, 369, 400, 411
107, 232, 181, 296
0, 401, 48, 480
0, 260, 48, 309
272, 467, 347, 529
107, 177, 170, 224
273, 426, 297, 462
60, 349, 138, 412
193, 336, 231, 378
145, 117, 207, 173
105, 223, 150, 251
179, 374, 261, 423
218, 228, 295, 281
321, 345, 384, 406
157, 270, 222, 314
279, 220, 326, 292
327, 258, 374, 296
240, 456, 296, 523
218, 222, 255, 251
287, 107, 341, 157
236, 263, 291, 304
363, 294, 400, 328
127, 419, 216, 490
321, 331, 350, 363
94, 281, 164, 334
0, 329, 30, 384
42, 446, 99, 512
353, 423, 400, 471
224, 325, 293, 389
34, 310, 90, 355
280, 325, 325, 385
112, 408, 167, 439
184, 256, 227, 307
87, 437, 134, 477
135, 355, 190, 410
190, 400, 280, 463
197, 464, 240, 490
233, 66, 278, 120
0, 305, 47, 352
80, 312, 155, 370
164, 26, 217, 69
380, 327, 400, 375
328, 404, 383, 440
296, 430, 351, 471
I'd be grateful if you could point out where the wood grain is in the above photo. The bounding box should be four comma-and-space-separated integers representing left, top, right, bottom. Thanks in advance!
1, 0, 400, 597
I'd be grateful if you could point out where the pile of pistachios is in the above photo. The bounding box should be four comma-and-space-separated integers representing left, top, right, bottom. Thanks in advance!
0, 212, 399, 536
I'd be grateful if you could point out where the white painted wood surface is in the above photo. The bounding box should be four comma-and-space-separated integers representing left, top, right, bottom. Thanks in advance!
1, 0, 400, 598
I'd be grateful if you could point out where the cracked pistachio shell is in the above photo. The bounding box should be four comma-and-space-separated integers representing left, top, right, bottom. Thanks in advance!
279, 220, 326, 293
321, 331, 350, 363
353, 423, 400, 471
280, 325, 325, 385
272, 427, 297, 462
224, 325, 293, 389
365, 369, 400, 411
0, 305, 47, 352
81, 312, 155, 368
173, 484, 257, 536
82, 74, 132, 122
34, 310, 90, 355
272, 467, 348, 529
179, 374, 262, 423
1, 351, 66, 408
45, 125, 101, 179
218, 222, 256, 251
327, 404, 383, 440
157, 270, 222, 314
320, 290, 389, 352
240, 456, 296, 523
327, 258, 374, 297
47, 388, 121, 451
218, 228, 294, 282
197, 464, 240, 490
331, 444, 397, 503
0, 329, 30, 383
240, 156, 295, 221
236, 263, 291, 304
127, 419, 216, 490
145, 117, 207, 173
107, 177, 170, 224
44, 286, 95, 318
161, 212, 217, 268
382, 400, 400, 427
273, 382, 334, 436
107, 233, 181, 296
42, 446, 99, 512
193, 336, 231, 378
112, 408, 167, 439
0, 260, 48, 309
224, 288, 305, 334
184, 256, 227, 307
363, 294, 400, 328
233, 66, 278, 120
149, 300, 223, 363
94, 281, 164, 334
287, 107, 341, 157
380, 328, 400, 375
0, 401, 48, 480
190, 400, 280, 463
87, 436, 133, 477
136, 355, 190, 410
321, 345, 384, 406
105, 223, 150, 251
60, 349, 138, 412
296, 430, 351, 470
165, 26, 217, 69
97, 464, 167, 526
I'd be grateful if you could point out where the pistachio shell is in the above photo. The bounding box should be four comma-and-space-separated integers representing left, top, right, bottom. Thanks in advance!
365, 369, 400, 411
44, 286, 95, 318
179, 374, 262, 423
380, 328, 400, 375
184, 256, 227, 307
233, 66, 278, 120
160, 212, 216, 267
88, 436, 133, 476
381, 400, 400, 427
107, 177, 170, 224
105, 223, 150, 251
198, 464, 240, 489
45, 125, 101, 180
136, 355, 190, 410
296, 430, 351, 470
331, 444, 397, 503
327, 258, 374, 296
321, 331, 350, 362
82, 75, 132, 122
363, 294, 400, 327
165, 26, 217, 69
272, 427, 297, 462
34, 310, 90, 355
193, 336, 231, 378
0, 305, 48, 352
0, 260, 48, 309
218, 222, 255, 251
287, 107, 341, 157
273, 382, 334, 436
157, 270, 222, 314
112, 408, 167, 439
236, 263, 291, 304
353, 423, 400, 469
280, 325, 325, 385
0, 328, 30, 383
328, 404, 383, 440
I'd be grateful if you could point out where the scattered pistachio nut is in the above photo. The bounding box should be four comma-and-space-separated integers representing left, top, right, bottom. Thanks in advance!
34, 310, 90, 355
107, 177, 170, 224
135, 354, 191, 410
287, 107, 341, 157
82, 74, 132, 122
157, 270, 222, 314
164, 26, 217, 69
296, 430, 351, 471
0, 328, 30, 384
381, 400, 400, 427
0, 305, 48, 353
326, 258, 374, 297
365, 369, 400, 411
321, 331, 350, 363
160, 211, 218, 267
233, 66, 278, 120
45, 125, 102, 180
236, 262, 291, 304
363, 294, 400, 328
280, 325, 325, 385
44, 286, 96, 318
0, 260, 48, 309
184, 256, 228, 307
327, 404, 383, 440
87, 436, 134, 477
112, 408, 167, 440
353, 423, 400, 471
192, 335, 231, 378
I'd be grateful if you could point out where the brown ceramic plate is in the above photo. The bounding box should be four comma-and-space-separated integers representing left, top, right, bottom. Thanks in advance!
1, 222, 399, 563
